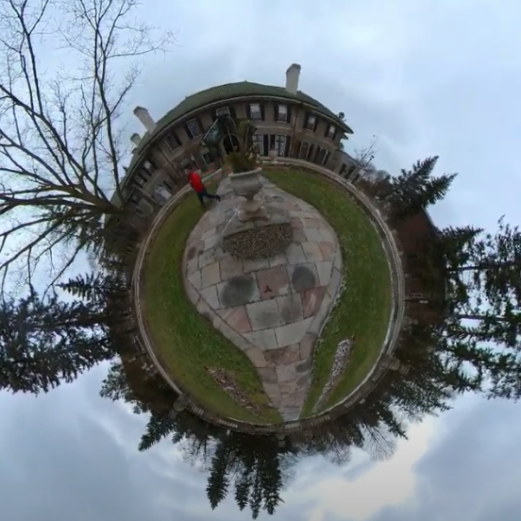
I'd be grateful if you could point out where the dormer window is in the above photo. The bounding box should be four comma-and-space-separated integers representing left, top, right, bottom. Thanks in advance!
250, 103, 262, 121
305, 114, 316, 130
186, 118, 202, 138
277, 104, 288, 122
216, 106, 231, 117
164, 133, 180, 152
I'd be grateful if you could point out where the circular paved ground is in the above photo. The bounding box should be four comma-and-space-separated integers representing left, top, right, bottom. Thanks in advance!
182, 176, 343, 421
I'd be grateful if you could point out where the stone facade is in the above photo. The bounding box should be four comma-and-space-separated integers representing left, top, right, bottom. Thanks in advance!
116, 64, 362, 230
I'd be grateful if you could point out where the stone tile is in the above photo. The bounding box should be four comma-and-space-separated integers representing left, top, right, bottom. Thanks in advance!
199, 249, 217, 269
302, 241, 323, 263
309, 292, 333, 335
319, 228, 335, 242
217, 306, 251, 333
316, 260, 333, 287
274, 317, 313, 347
296, 374, 311, 388
304, 228, 323, 243
263, 382, 282, 401
276, 363, 297, 383
219, 257, 243, 280
302, 287, 326, 319
246, 299, 282, 330
187, 270, 202, 290
280, 393, 297, 407
217, 274, 261, 307
243, 257, 270, 273
184, 281, 200, 305
288, 210, 315, 219
203, 234, 220, 251
333, 251, 342, 271
257, 367, 278, 384
219, 321, 251, 351
201, 261, 221, 288
319, 241, 336, 261
302, 217, 321, 229
196, 297, 212, 320
243, 329, 278, 350
256, 266, 290, 300
290, 218, 303, 229
200, 285, 221, 310
316, 218, 330, 230
185, 243, 200, 262
292, 229, 307, 243
264, 344, 301, 366
300, 333, 317, 360
276, 293, 303, 324
269, 254, 288, 268
285, 243, 308, 264
245, 346, 267, 368
288, 263, 319, 292
186, 257, 199, 276
328, 267, 342, 298
296, 357, 313, 373
280, 380, 297, 394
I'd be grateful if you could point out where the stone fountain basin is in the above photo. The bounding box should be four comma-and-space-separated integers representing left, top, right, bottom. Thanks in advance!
228, 167, 263, 200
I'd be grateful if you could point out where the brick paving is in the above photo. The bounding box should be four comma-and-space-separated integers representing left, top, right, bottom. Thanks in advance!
182, 176, 343, 421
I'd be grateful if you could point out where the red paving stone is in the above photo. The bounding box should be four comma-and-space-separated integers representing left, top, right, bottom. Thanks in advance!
256, 266, 290, 300
319, 241, 336, 260
217, 306, 252, 333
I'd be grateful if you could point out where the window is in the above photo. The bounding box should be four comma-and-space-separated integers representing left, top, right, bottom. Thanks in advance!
277, 104, 288, 122
322, 151, 330, 166
327, 124, 336, 138
306, 115, 316, 130
316, 148, 327, 165
274, 135, 287, 156
250, 103, 262, 121
252, 134, 265, 155
134, 174, 147, 187
298, 142, 310, 160
164, 133, 179, 152
142, 159, 155, 174
186, 118, 202, 138
202, 152, 213, 165
216, 106, 231, 117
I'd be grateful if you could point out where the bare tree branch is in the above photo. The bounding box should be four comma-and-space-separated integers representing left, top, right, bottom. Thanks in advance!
0, 0, 175, 289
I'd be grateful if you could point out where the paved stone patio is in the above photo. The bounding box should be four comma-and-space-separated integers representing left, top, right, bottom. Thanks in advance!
182, 176, 343, 421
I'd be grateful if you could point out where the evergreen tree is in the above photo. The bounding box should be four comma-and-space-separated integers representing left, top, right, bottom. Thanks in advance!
138, 412, 177, 451
439, 217, 521, 399
0, 289, 113, 394
206, 438, 231, 510
382, 156, 456, 221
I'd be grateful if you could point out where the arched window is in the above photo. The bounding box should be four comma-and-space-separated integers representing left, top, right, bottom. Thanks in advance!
315, 147, 327, 165
298, 141, 310, 160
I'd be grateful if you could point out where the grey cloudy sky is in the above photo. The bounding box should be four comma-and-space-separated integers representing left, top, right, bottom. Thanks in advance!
1, 1, 521, 520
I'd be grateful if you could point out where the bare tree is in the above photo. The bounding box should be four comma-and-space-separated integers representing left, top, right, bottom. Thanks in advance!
0, 0, 174, 288
353, 134, 379, 171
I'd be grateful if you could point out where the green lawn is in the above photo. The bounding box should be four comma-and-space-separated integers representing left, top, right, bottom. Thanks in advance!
143, 188, 282, 424
264, 168, 392, 417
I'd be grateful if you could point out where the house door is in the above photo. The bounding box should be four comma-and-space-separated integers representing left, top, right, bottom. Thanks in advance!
222, 134, 240, 154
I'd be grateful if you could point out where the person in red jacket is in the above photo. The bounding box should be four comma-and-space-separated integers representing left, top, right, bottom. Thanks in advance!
186, 169, 221, 208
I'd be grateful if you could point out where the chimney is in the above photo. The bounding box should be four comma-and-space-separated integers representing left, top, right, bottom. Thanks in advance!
133, 106, 156, 132
130, 133, 141, 146
285, 63, 301, 95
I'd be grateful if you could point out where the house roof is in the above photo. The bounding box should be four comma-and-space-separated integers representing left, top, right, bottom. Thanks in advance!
127, 81, 353, 175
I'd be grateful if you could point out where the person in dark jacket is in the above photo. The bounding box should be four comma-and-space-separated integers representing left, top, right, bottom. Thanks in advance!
186, 169, 221, 208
